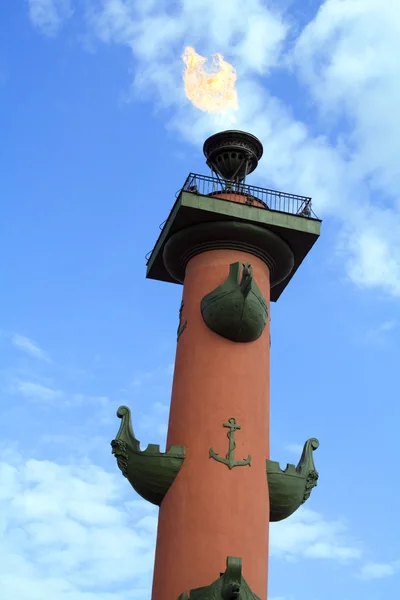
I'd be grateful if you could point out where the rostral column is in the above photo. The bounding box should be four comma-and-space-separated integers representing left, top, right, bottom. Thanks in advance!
111, 131, 321, 600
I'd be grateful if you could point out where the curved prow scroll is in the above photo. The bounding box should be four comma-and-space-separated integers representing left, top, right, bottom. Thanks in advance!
267, 437, 319, 522
178, 556, 261, 599
111, 405, 185, 506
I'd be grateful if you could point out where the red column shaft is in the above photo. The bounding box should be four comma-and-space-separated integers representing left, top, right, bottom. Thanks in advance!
151, 249, 271, 600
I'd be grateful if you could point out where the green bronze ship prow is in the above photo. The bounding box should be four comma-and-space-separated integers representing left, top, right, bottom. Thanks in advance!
111, 405, 185, 506
179, 556, 261, 600
267, 437, 319, 522
201, 262, 268, 343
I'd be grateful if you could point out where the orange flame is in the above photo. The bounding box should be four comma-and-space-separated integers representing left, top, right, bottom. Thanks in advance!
182, 46, 238, 115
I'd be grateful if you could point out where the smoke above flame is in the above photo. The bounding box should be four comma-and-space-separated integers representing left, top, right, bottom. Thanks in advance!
182, 46, 238, 115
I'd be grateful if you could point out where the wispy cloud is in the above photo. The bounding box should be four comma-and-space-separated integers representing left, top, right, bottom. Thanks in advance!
0, 451, 156, 598
39, 433, 110, 458
11, 333, 51, 363
358, 560, 400, 580
132, 363, 174, 388
28, 1, 400, 297
285, 443, 304, 455
28, 0, 73, 36
139, 401, 169, 439
0, 445, 397, 598
9, 379, 114, 421
82, 0, 400, 299
124, 364, 174, 443
11, 380, 62, 404
364, 319, 398, 346
270, 507, 362, 563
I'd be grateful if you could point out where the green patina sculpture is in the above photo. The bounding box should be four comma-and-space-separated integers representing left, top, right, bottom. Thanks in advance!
111, 405, 185, 506
177, 299, 187, 341
209, 418, 251, 470
267, 437, 319, 522
201, 262, 268, 343
178, 556, 261, 600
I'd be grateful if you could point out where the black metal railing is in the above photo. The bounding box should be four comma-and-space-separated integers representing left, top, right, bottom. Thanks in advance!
182, 173, 318, 219
145, 172, 319, 264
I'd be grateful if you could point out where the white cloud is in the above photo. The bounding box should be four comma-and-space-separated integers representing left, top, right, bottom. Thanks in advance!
358, 560, 400, 580
139, 401, 169, 438
0, 449, 396, 598
85, 0, 400, 298
285, 443, 304, 455
293, 0, 400, 294
39, 433, 110, 458
125, 365, 173, 439
9, 380, 115, 422
12, 380, 63, 404
364, 319, 398, 346
0, 452, 157, 599
131, 363, 173, 388
11, 333, 51, 362
28, 0, 73, 36
270, 507, 362, 562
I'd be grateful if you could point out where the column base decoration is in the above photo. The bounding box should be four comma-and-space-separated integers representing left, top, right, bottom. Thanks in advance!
111, 405, 185, 506
267, 438, 319, 522
178, 556, 261, 600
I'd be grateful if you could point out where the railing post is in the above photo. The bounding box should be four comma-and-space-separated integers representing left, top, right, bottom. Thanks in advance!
179, 173, 317, 220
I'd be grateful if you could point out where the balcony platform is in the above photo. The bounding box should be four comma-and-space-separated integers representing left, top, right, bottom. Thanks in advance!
146, 174, 321, 302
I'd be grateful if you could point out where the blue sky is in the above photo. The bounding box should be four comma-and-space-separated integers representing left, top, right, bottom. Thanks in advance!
1, 0, 400, 599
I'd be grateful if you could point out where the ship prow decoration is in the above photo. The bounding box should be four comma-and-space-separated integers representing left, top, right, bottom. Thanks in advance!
179, 556, 261, 600
201, 261, 268, 343
111, 405, 185, 506
267, 437, 319, 522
